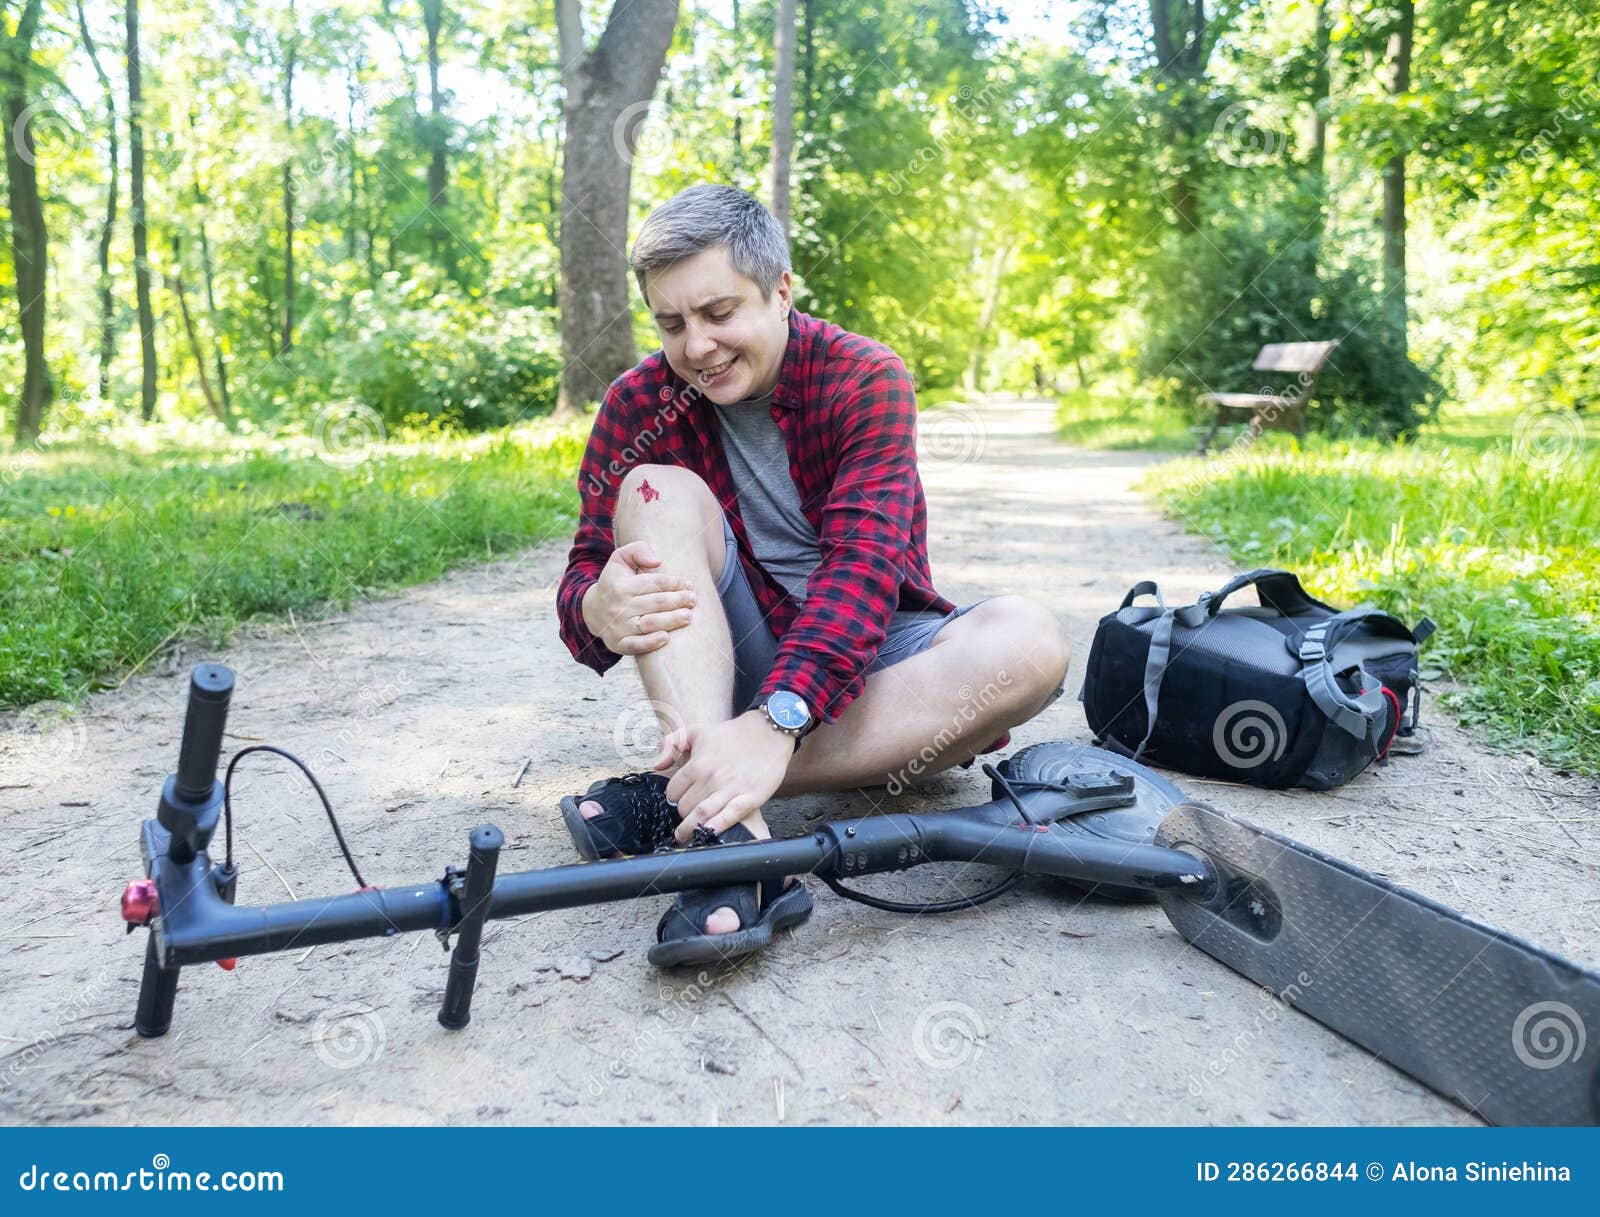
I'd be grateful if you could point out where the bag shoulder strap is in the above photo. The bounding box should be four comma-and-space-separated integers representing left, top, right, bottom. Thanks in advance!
1296, 606, 1423, 660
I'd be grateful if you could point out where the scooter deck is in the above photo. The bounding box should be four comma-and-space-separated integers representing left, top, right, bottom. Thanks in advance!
1154, 803, 1600, 1126
994, 742, 1191, 903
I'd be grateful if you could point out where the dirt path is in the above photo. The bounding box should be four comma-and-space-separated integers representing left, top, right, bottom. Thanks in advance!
4, 396, 1597, 1126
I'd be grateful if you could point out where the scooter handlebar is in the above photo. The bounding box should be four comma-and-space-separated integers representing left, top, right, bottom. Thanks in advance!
174, 664, 234, 802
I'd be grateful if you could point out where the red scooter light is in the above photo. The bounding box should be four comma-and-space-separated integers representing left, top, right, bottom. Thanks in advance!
121, 878, 159, 925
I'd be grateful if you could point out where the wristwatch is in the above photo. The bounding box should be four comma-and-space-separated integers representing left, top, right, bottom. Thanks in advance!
755, 690, 814, 751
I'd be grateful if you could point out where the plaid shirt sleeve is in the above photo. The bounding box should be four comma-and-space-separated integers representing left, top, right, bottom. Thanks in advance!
757, 355, 920, 723
555, 384, 635, 676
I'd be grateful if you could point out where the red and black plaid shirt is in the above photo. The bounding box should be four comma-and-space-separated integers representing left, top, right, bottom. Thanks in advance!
556, 308, 955, 724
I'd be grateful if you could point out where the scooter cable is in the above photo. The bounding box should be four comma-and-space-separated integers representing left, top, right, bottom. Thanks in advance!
222, 746, 369, 890
820, 762, 1047, 915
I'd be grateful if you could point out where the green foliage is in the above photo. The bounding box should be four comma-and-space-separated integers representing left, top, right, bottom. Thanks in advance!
1137, 201, 1441, 437
783, 0, 997, 388
320, 271, 563, 430
1054, 385, 1197, 451
1144, 419, 1600, 774
0, 424, 583, 709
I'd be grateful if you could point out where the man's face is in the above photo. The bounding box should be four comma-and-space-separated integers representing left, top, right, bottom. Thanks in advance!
644, 245, 792, 405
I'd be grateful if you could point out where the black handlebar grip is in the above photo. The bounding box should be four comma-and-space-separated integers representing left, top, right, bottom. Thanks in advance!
174, 664, 235, 803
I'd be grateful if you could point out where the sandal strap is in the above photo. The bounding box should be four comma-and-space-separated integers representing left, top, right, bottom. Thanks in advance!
579, 772, 677, 854
653, 822, 794, 941
656, 882, 763, 942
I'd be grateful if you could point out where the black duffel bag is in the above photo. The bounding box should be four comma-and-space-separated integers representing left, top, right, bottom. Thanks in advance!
1080, 569, 1435, 790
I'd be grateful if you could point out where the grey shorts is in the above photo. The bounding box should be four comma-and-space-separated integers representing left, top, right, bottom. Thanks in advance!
714, 510, 981, 714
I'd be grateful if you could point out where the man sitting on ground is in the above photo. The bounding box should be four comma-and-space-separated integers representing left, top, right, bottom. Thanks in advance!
556, 184, 1069, 968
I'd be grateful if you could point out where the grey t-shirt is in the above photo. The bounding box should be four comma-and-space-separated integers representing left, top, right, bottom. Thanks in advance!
712, 392, 821, 602
712, 392, 938, 629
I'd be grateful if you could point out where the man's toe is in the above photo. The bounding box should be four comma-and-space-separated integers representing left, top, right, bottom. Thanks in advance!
704, 906, 741, 935
579, 799, 602, 819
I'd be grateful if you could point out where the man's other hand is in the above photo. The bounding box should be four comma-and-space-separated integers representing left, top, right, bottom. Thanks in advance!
581, 540, 698, 656
654, 711, 794, 840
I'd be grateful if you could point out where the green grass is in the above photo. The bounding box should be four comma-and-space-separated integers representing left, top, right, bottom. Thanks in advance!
0, 423, 584, 710
1054, 386, 1198, 451
1141, 413, 1600, 774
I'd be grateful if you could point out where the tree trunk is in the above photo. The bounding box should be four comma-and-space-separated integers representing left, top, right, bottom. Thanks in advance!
553, 0, 681, 417
169, 234, 229, 427
345, 52, 364, 263
281, 4, 298, 358
2, 0, 49, 444
769, 0, 797, 238
255, 252, 277, 356
1309, 0, 1331, 273
187, 110, 232, 418
730, 0, 742, 173
1148, 0, 1211, 234
423, 0, 446, 210
77, 0, 119, 403
963, 239, 1014, 393
801, 0, 814, 134
1310, 0, 1330, 183
126, 0, 159, 420
1382, 0, 1413, 356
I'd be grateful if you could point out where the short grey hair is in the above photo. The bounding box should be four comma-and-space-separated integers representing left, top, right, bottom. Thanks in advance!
629, 185, 791, 304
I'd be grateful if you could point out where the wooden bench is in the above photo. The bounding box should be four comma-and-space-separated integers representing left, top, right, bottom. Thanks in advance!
1197, 340, 1340, 453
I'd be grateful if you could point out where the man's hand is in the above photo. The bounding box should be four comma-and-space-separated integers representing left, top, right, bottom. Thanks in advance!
581, 541, 698, 657
654, 711, 794, 841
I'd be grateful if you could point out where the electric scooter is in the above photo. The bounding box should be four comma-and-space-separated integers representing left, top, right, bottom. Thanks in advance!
121, 665, 1600, 1125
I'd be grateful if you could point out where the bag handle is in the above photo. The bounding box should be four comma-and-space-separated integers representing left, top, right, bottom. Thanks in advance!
1197, 568, 1327, 619
1119, 580, 1167, 610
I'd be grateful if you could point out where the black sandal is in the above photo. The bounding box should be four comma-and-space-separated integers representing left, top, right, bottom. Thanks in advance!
648, 823, 814, 968
559, 772, 679, 861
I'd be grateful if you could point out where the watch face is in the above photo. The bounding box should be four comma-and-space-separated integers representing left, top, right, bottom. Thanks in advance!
767, 690, 810, 731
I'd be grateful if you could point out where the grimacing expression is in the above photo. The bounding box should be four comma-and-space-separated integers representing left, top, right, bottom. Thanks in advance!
645, 245, 792, 404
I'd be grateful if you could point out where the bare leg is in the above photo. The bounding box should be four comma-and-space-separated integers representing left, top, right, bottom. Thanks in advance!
576, 468, 1072, 933
777, 596, 1070, 796
617, 462, 737, 732
577, 464, 778, 934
